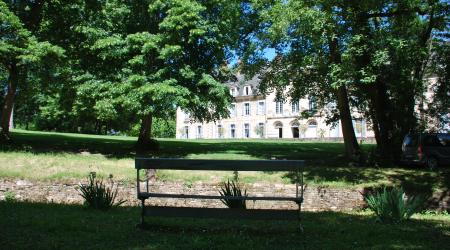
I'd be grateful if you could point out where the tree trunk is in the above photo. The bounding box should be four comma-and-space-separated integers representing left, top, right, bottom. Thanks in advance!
370, 79, 395, 162
137, 113, 153, 145
336, 85, 360, 158
137, 113, 157, 180
368, 102, 381, 146
0, 64, 19, 141
328, 36, 360, 158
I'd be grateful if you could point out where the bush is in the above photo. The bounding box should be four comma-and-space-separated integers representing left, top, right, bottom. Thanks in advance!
219, 179, 247, 209
77, 172, 125, 210
4, 191, 16, 202
364, 187, 426, 223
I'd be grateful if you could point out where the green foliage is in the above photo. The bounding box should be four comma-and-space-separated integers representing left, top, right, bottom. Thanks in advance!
219, 179, 247, 209
77, 172, 125, 211
426, 41, 450, 131
364, 187, 427, 223
4, 191, 16, 203
6, 0, 242, 140
241, 0, 450, 160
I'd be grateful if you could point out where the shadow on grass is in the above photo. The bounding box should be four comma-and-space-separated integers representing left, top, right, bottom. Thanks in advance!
2, 130, 137, 158
1, 201, 449, 249
4, 130, 350, 163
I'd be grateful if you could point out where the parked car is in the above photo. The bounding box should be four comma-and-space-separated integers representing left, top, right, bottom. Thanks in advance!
401, 133, 450, 169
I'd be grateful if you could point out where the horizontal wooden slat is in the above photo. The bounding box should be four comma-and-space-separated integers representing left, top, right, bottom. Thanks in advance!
143, 206, 299, 220
135, 158, 304, 171
138, 192, 303, 202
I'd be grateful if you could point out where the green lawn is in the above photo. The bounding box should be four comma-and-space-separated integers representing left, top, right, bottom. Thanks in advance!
1, 129, 449, 194
1, 130, 449, 249
1, 201, 449, 250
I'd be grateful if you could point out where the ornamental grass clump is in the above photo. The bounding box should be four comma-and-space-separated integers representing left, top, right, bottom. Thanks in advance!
78, 172, 125, 211
364, 187, 426, 223
219, 179, 247, 209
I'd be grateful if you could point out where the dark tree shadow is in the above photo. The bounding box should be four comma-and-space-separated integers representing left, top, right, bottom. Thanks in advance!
1, 201, 449, 250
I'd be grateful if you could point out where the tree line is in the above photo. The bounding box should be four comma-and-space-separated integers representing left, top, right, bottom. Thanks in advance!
1, 0, 448, 161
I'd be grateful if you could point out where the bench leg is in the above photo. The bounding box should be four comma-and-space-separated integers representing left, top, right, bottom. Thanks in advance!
297, 202, 304, 233
136, 198, 147, 229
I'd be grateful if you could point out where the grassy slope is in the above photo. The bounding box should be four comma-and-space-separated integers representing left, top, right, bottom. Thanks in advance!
0, 129, 449, 193
1, 202, 449, 250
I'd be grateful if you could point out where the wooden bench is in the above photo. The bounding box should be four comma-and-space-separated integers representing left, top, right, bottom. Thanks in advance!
135, 158, 305, 230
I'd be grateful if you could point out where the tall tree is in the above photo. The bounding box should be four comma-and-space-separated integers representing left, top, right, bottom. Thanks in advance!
240, 0, 361, 158
71, 0, 242, 148
241, 0, 448, 161
0, 1, 64, 140
337, 0, 449, 161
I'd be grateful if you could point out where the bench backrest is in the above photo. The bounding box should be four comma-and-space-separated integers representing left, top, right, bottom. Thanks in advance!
135, 158, 304, 171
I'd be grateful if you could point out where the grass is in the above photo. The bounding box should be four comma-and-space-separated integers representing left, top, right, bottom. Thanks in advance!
1, 129, 449, 194
0, 201, 449, 249
1, 130, 449, 249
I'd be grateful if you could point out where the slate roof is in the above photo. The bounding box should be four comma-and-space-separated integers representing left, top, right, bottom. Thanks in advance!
224, 73, 261, 97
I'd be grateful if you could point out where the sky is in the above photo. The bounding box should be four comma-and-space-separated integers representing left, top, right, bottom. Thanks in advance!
229, 48, 276, 66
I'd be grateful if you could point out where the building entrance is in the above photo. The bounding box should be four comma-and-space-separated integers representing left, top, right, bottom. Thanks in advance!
292, 127, 299, 138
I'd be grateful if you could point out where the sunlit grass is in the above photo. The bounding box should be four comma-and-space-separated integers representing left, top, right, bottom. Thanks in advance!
0, 151, 135, 182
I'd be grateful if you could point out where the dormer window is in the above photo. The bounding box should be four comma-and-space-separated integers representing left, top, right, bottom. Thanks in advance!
309, 96, 317, 111
230, 87, 237, 97
244, 86, 252, 96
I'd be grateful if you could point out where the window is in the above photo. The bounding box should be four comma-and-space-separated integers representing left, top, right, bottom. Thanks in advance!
229, 103, 236, 117
257, 122, 265, 138
230, 124, 236, 138
244, 103, 250, 116
217, 125, 224, 138
276, 101, 283, 114
184, 112, 190, 122
197, 126, 202, 139
308, 119, 318, 128
424, 135, 443, 147
230, 87, 237, 97
309, 96, 317, 111
403, 134, 418, 147
244, 86, 251, 96
291, 100, 299, 113
438, 134, 450, 147
244, 123, 250, 138
257, 101, 265, 115
184, 126, 189, 139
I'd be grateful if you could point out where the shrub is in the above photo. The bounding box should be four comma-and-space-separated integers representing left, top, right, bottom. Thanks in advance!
219, 179, 247, 209
4, 191, 16, 202
364, 187, 426, 223
77, 172, 125, 210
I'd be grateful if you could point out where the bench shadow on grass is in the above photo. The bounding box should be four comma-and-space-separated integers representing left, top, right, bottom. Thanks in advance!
1, 201, 449, 249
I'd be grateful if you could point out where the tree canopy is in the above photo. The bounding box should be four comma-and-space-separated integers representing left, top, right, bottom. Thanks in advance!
1, 0, 448, 160
238, 0, 449, 161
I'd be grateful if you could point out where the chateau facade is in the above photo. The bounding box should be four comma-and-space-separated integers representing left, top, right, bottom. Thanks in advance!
176, 75, 374, 140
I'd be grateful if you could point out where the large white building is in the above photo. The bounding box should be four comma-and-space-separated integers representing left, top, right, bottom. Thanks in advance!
176, 74, 374, 140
